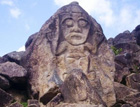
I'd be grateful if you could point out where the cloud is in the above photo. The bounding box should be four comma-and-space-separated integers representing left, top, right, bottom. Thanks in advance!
1, 0, 22, 19
17, 46, 25, 52
115, 5, 140, 33
10, 8, 21, 19
0, 0, 14, 6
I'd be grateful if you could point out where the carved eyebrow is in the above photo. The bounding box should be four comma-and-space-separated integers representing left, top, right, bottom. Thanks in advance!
78, 17, 88, 21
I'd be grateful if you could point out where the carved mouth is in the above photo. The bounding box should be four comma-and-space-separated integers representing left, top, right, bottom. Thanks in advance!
71, 35, 82, 40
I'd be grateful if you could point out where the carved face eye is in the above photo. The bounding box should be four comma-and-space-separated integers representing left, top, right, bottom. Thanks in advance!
78, 19, 88, 27
63, 18, 74, 27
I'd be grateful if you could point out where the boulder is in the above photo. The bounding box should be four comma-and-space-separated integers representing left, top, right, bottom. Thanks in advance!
114, 82, 138, 101
124, 92, 140, 106
0, 88, 13, 107
126, 73, 140, 91
114, 63, 130, 83
0, 62, 27, 84
40, 85, 60, 105
21, 2, 116, 106
0, 75, 10, 89
61, 69, 106, 106
46, 93, 63, 107
2, 51, 25, 65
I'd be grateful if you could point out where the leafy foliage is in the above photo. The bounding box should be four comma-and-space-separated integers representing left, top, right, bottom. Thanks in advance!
111, 46, 122, 55
21, 102, 28, 107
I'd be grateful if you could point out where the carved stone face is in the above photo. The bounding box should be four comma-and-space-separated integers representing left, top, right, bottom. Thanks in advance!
61, 13, 90, 45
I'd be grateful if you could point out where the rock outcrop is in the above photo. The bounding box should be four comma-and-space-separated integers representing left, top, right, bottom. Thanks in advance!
21, 2, 115, 107
108, 24, 140, 106
1, 1, 140, 107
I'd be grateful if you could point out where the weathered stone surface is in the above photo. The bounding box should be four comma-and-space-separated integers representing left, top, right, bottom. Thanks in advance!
0, 62, 27, 84
61, 69, 106, 106
124, 92, 140, 106
113, 30, 135, 45
114, 43, 140, 54
134, 102, 140, 107
114, 63, 130, 83
9, 102, 23, 107
0, 75, 10, 89
126, 73, 140, 91
21, 2, 116, 106
107, 38, 114, 46
132, 25, 140, 46
55, 103, 104, 107
2, 51, 25, 65
28, 99, 40, 107
114, 82, 138, 101
0, 57, 4, 63
25, 32, 38, 49
46, 93, 63, 107
0, 88, 13, 107
40, 85, 60, 105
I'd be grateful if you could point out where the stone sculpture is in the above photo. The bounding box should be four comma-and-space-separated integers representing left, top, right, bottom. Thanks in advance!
22, 2, 116, 106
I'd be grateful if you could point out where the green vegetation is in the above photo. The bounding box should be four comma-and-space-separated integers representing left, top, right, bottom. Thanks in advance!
133, 65, 140, 73
21, 102, 28, 107
111, 46, 122, 55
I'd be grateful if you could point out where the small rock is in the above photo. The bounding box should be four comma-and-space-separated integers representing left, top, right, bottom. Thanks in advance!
28, 99, 40, 107
9, 102, 23, 107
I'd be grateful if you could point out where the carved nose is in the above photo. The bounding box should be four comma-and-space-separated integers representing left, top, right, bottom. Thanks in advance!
70, 23, 81, 32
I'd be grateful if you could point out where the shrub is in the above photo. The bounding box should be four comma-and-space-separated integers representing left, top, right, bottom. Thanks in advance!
111, 46, 122, 55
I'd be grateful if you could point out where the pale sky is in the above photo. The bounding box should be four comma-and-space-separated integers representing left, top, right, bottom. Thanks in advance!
0, 0, 140, 56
